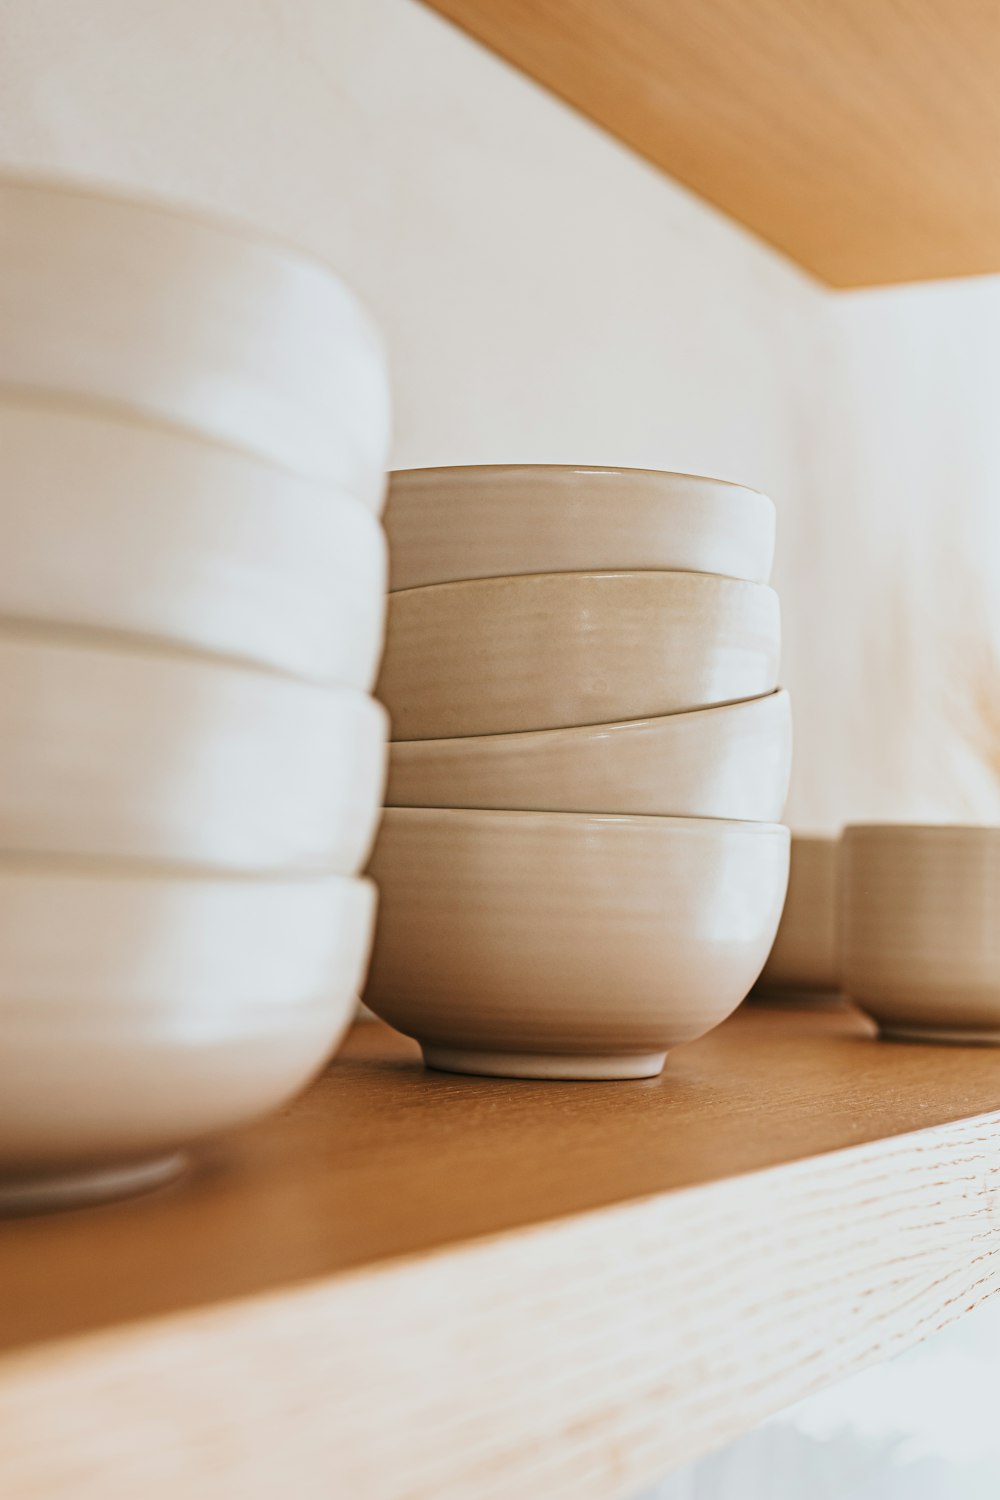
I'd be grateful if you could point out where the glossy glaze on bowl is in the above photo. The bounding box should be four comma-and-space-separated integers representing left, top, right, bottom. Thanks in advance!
0, 866, 376, 1206
0, 1000, 349, 1187
387, 689, 791, 821
364, 809, 789, 1078
385, 465, 775, 590
0, 177, 390, 505
840, 824, 1000, 1041
378, 571, 781, 741
0, 632, 388, 873
0, 399, 387, 685
0, 864, 377, 1016
755, 834, 839, 992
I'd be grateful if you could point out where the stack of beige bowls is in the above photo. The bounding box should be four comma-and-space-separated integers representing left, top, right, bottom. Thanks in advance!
0, 177, 390, 1211
365, 465, 792, 1080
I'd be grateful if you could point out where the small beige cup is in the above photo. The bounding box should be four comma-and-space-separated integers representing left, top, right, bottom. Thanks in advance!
840, 823, 1000, 1043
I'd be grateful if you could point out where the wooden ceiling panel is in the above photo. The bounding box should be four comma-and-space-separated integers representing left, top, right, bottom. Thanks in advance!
422, 0, 1000, 287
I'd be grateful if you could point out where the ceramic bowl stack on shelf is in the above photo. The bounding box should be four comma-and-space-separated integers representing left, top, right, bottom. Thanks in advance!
0, 177, 391, 1211
365, 465, 792, 1080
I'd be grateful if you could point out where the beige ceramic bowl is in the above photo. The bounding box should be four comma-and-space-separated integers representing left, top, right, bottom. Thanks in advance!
0, 865, 376, 1208
0, 1003, 347, 1211
0, 176, 390, 506
0, 400, 387, 686
365, 808, 789, 1079
387, 689, 792, 821
385, 465, 776, 590
840, 824, 1000, 1043
755, 835, 840, 993
0, 632, 388, 874
378, 571, 781, 741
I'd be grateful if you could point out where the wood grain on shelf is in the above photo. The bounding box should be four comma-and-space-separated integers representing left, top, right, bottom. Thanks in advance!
2, 1004, 1000, 1498
421, 0, 1000, 287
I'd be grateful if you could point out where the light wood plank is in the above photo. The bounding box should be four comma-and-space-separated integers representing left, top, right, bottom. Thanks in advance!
2, 1006, 1000, 1497
420, 0, 1000, 287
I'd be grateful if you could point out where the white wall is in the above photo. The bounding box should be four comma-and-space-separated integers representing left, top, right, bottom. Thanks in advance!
1, 0, 998, 832
819, 280, 1000, 826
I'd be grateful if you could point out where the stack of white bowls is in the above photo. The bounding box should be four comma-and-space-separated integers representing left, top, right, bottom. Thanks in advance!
364, 465, 792, 1080
0, 177, 390, 1211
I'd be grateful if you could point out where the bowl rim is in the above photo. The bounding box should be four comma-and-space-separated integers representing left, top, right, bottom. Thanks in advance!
0, 170, 381, 324
379, 806, 789, 836
388, 687, 790, 751
388, 567, 779, 602
387, 462, 770, 500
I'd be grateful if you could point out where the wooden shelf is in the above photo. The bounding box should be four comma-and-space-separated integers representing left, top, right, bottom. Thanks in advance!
3, 1003, 1000, 1498
422, 0, 1000, 287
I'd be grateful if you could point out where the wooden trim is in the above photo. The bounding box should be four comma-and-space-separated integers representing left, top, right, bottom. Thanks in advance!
2, 1109, 1000, 1497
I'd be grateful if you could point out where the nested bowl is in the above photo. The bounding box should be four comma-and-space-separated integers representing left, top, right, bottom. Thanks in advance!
0, 1002, 345, 1211
0, 399, 387, 686
387, 688, 791, 821
385, 465, 775, 590
0, 631, 388, 873
0, 176, 390, 506
755, 834, 840, 993
0, 865, 376, 1208
840, 824, 1000, 1043
378, 571, 781, 741
364, 808, 789, 1079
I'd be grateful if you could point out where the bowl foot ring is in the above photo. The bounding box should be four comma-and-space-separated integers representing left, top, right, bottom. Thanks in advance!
879, 1023, 1000, 1048
421, 1044, 667, 1081
0, 1153, 187, 1216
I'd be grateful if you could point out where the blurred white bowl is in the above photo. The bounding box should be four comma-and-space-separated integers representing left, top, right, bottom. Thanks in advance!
0, 1002, 348, 1208
387, 689, 791, 821
0, 399, 387, 686
378, 570, 781, 740
0, 176, 390, 506
365, 808, 789, 1079
385, 464, 775, 590
0, 632, 388, 873
0, 865, 375, 1204
0, 863, 376, 1015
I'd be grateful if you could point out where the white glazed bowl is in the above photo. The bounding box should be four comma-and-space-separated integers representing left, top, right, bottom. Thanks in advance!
0, 864, 376, 1016
387, 689, 791, 821
0, 176, 390, 506
0, 632, 388, 874
378, 571, 781, 740
755, 834, 840, 993
0, 1002, 347, 1199
365, 808, 789, 1079
0, 399, 387, 686
0, 864, 376, 1204
385, 464, 776, 590
840, 824, 1000, 1042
